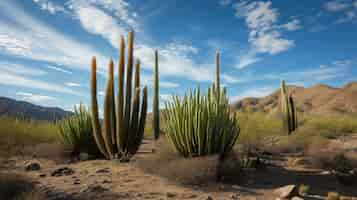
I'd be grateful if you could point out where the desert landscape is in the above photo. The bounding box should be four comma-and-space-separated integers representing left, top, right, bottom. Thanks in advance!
1, 1, 357, 200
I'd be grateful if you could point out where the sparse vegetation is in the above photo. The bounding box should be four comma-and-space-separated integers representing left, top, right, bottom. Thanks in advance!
57, 103, 100, 157
0, 116, 58, 157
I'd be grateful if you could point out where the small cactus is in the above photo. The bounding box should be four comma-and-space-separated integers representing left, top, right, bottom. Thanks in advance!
280, 80, 298, 135
90, 31, 148, 160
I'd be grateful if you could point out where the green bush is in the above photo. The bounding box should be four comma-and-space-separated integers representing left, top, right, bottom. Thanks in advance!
57, 104, 100, 156
164, 87, 240, 157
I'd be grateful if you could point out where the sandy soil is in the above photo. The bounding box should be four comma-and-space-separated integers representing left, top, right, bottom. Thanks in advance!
1, 137, 357, 200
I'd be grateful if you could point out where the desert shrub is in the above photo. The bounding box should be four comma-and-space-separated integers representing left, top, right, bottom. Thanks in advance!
136, 138, 244, 185
237, 112, 283, 153
164, 87, 240, 157
302, 115, 357, 139
0, 117, 58, 157
57, 104, 100, 156
135, 138, 218, 185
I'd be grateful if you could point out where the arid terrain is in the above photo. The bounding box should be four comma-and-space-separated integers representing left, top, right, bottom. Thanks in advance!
235, 82, 357, 115
1, 135, 357, 200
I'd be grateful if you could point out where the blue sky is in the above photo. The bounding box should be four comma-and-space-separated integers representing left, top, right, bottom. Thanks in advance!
0, 0, 356, 111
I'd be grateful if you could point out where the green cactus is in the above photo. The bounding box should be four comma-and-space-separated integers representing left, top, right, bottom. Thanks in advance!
90, 31, 148, 160
280, 80, 298, 135
153, 50, 160, 140
164, 51, 240, 157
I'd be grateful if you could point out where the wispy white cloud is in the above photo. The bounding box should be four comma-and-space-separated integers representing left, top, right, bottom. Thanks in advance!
0, 1, 109, 71
233, 1, 297, 68
46, 65, 72, 74
0, 71, 79, 95
16, 91, 56, 104
65, 82, 81, 87
280, 19, 302, 31
32, 0, 66, 14
324, 0, 350, 12
219, 0, 232, 6
0, 62, 47, 76
230, 86, 276, 102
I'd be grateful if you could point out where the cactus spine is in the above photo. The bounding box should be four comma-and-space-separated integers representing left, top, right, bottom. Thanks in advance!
280, 80, 298, 135
153, 50, 160, 140
90, 31, 148, 160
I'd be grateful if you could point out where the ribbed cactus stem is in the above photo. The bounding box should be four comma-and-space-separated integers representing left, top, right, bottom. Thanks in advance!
280, 80, 298, 135
90, 57, 109, 159
117, 36, 125, 151
215, 51, 220, 92
103, 59, 115, 158
90, 30, 148, 160
122, 31, 134, 151
153, 49, 160, 140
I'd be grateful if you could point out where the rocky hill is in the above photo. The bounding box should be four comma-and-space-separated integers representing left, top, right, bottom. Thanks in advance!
0, 96, 72, 121
234, 82, 357, 115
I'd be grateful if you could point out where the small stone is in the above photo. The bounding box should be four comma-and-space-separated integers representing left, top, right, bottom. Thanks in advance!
51, 167, 75, 177
39, 173, 47, 177
80, 184, 109, 193
96, 168, 110, 173
207, 196, 213, 200
102, 179, 112, 184
79, 153, 89, 161
166, 192, 177, 198
73, 180, 81, 185
231, 194, 240, 199
274, 185, 298, 198
25, 162, 41, 171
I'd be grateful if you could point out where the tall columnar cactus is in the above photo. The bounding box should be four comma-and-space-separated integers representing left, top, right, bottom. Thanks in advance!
153, 50, 160, 140
90, 31, 148, 160
280, 80, 298, 135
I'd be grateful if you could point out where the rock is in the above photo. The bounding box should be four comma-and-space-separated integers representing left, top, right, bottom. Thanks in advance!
167, 192, 177, 198
231, 193, 240, 199
291, 196, 304, 200
51, 167, 75, 177
274, 185, 298, 198
207, 196, 213, 200
80, 184, 109, 193
79, 153, 89, 161
39, 173, 47, 177
25, 161, 41, 171
182, 194, 197, 199
96, 168, 110, 173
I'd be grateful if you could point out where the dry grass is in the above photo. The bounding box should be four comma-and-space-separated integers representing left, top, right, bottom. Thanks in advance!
0, 117, 67, 163
0, 172, 44, 200
135, 138, 243, 185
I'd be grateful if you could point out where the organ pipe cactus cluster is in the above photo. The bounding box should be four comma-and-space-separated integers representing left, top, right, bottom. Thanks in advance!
164, 52, 240, 157
280, 80, 298, 135
90, 31, 148, 160
152, 50, 160, 140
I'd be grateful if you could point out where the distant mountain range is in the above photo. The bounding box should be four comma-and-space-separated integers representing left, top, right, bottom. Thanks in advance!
234, 82, 357, 115
0, 96, 72, 121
